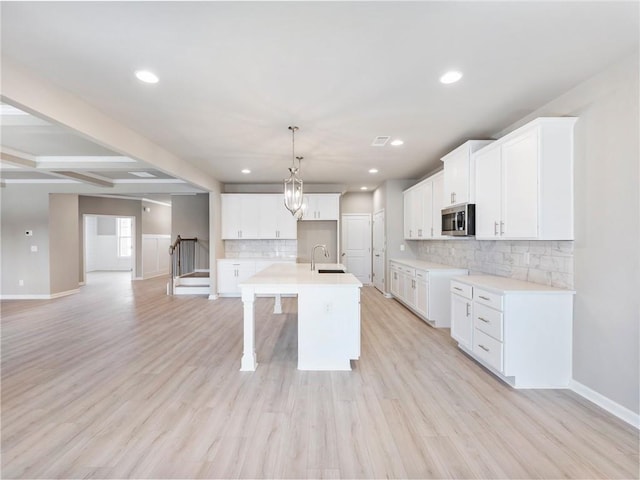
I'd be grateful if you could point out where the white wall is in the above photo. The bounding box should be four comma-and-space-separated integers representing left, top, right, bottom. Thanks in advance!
84, 216, 133, 272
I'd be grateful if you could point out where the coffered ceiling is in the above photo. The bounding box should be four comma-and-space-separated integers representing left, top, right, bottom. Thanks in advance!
1, 1, 638, 193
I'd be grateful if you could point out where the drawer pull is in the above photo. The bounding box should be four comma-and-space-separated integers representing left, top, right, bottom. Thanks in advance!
453, 287, 463, 291
478, 317, 490, 323
478, 295, 491, 301
478, 344, 490, 352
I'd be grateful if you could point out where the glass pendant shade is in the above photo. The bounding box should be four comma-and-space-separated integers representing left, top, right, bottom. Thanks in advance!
284, 167, 303, 215
283, 126, 304, 216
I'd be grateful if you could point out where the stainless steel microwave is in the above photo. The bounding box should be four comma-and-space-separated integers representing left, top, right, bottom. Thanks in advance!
442, 203, 475, 236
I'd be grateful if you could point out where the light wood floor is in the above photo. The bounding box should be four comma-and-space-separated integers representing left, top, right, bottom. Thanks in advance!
1, 272, 638, 479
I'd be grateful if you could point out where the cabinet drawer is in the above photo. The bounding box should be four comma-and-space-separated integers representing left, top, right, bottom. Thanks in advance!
473, 303, 503, 341
473, 329, 504, 372
415, 269, 428, 281
474, 288, 503, 310
451, 281, 472, 300
401, 266, 415, 277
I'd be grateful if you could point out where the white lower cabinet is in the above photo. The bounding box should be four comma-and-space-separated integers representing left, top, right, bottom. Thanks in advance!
450, 275, 574, 388
450, 281, 473, 349
217, 259, 294, 296
389, 259, 467, 328
217, 260, 256, 296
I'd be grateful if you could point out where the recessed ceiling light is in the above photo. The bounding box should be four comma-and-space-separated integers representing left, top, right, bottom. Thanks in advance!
390, 139, 404, 146
241, 168, 251, 174
135, 70, 159, 84
369, 168, 379, 174
440, 71, 463, 84
360, 186, 368, 191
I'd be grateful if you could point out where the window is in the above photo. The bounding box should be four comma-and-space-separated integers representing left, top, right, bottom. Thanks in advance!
117, 217, 132, 258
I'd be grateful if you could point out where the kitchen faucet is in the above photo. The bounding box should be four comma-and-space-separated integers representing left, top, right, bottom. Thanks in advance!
311, 244, 329, 271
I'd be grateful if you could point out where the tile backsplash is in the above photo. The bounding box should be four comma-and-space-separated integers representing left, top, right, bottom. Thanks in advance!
416, 239, 574, 289
224, 239, 298, 259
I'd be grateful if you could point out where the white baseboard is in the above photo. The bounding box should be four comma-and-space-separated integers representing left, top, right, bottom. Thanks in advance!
142, 271, 170, 280
570, 379, 639, 429
208, 294, 219, 300
384, 292, 393, 299
1, 288, 79, 300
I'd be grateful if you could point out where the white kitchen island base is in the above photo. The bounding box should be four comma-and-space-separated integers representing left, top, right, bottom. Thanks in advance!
240, 263, 362, 371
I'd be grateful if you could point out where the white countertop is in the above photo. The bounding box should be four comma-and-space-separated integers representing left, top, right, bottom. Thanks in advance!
240, 263, 362, 288
452, 274, 575, 295
390, 258, 468, 272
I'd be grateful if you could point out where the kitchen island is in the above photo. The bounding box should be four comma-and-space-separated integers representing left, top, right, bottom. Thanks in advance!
239, 263, 362, 371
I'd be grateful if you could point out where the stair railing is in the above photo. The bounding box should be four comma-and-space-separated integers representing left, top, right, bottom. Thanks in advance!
168, 235, 197, 295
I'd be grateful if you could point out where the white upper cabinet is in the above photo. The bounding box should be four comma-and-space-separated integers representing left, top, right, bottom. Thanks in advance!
403, 170, 446, 240
221, 194, 260, 239
257, 194, 297, 239
441, 140, 493, 207
474, 117, 577, 240
222, 194, 298, 240
301, 194, 340, 220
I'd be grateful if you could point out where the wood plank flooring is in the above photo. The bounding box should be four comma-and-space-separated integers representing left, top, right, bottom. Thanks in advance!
1, 271, 638, 479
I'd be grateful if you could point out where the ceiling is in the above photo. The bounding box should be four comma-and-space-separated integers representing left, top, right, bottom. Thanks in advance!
1, 1, 638, 193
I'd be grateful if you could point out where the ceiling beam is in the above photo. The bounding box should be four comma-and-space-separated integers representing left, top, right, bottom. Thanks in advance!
0, 150, 37, 169
51, 171, 114, 187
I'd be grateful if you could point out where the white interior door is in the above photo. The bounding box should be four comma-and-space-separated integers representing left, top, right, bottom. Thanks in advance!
372, 210, 385, 293
341, 214, 371, 284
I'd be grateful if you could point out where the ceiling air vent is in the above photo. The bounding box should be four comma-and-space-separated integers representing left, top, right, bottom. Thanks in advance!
371, 136, 390, 147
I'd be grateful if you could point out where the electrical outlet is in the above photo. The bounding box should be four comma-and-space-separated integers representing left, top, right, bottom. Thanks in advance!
450, 247, 455, 256
18, 279, 24, 286
524, 252, 530, 265
30, 245, 38, 253
400, 244, 405, 252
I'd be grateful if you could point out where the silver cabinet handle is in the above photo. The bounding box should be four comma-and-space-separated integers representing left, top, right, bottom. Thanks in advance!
478, 295, 490, 301
453, 192, 456, 203
500, 221, 504, 235
494, 222, 499, 236
478, 317, 489, 323
453, 286, 463, 291
418, 229, 422, 237
450, 192, 454, 204
465, 302, 470, 316
478, 344, 490, 352
431, 227, 434, 237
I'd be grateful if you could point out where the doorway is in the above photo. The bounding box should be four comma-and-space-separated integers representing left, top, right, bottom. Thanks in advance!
341, 214, 372, 284
372, 210, 386, 293
83, 215, 135, 283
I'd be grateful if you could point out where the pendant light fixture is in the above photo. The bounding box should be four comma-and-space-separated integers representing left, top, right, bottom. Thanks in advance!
283, 126, 304, 216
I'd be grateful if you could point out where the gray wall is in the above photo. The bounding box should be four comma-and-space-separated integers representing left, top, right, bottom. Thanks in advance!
558, 56, 637, 414
491, 54, 639, 415
341, 192, 373, 214
142, 200, 171, 235
49, 194, 80, 295
413, 54, 639, 415
172, 193, 210, 270
78, 196, 143, 281
297, 221, 338, 263
0, 186, 51, 296
372, 179, 417, 292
